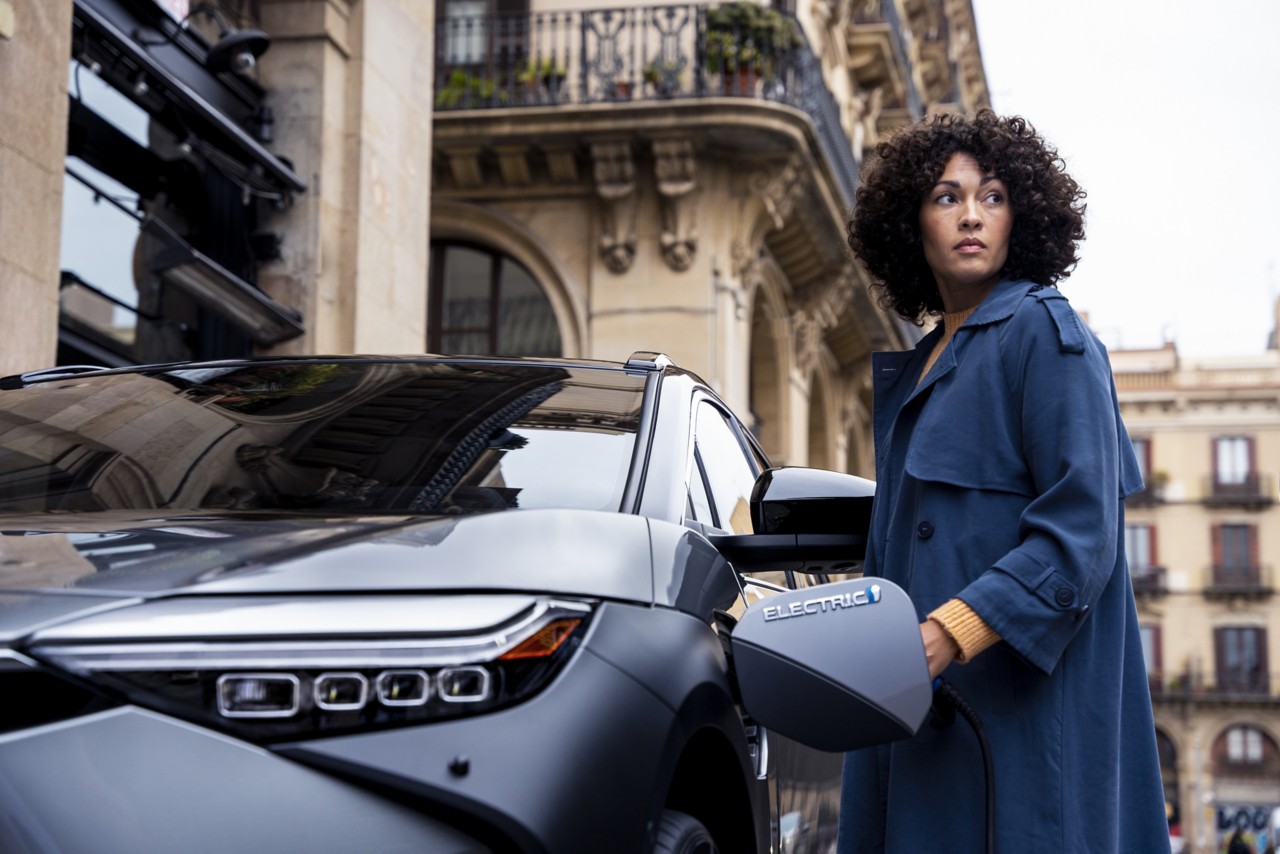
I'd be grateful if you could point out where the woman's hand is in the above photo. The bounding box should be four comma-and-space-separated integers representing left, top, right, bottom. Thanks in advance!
921, 619, 960, 679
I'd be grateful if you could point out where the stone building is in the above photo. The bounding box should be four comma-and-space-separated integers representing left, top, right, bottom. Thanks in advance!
1, 0, 438, 374
0, 0, 990, 474
1113, 327, 1280, 852
426, 0, 990, 468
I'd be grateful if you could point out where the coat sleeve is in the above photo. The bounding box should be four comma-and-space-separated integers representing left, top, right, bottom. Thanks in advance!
956, 292, 1130, 675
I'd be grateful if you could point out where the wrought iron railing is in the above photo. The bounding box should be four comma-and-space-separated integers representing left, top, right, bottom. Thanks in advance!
1205, 564, 1273, 597
1204, 473, 1276, 507
1130, 565, 1167, 596
434, 3, 860, 207
1151, 670, 1278, 703
1125, 483, 1165, 506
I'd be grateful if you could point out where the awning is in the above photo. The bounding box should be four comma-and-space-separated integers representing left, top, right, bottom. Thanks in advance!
73, 0, 306, 199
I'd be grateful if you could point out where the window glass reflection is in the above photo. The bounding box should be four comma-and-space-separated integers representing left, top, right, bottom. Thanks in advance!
430, 242, 562, 357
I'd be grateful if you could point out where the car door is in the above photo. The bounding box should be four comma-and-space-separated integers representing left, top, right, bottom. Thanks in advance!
684, 396, 842, 852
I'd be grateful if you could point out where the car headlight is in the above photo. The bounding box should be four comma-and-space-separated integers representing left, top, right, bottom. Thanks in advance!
27, 598, 590, 742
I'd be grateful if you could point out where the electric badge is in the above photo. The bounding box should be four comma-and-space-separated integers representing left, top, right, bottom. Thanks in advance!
762, 584, 882, 623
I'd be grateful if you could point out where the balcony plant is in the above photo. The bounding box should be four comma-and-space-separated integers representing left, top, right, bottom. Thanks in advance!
704, 1, 802, 92
516, 57, 567, 97
642, 60, 682, 97
435, 68, 507, 108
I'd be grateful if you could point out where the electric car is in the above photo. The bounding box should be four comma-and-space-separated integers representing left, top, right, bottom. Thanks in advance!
0, 353, 922, 853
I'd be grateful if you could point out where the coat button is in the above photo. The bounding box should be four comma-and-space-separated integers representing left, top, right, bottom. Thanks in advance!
916, 521, 934, 539
1054, 587, 1075, 607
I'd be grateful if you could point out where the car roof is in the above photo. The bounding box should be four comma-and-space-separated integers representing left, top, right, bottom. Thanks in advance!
1, 351, 682, 388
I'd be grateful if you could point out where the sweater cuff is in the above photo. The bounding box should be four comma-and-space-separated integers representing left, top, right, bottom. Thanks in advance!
928, 599, 1001, 663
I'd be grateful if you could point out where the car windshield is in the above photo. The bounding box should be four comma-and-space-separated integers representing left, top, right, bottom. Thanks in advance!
0, 361, 645, 516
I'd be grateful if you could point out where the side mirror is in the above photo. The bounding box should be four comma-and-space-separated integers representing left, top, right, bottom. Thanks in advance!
711, 467, 874, 573
729, 578, 931, 752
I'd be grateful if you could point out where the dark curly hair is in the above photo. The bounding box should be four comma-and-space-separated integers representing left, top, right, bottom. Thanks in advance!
848, 110, 1086, 322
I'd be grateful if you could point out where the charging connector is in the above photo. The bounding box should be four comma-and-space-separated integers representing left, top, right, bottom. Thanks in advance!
932, 678, 996, 854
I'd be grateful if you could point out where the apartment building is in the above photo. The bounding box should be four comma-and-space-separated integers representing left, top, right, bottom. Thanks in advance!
1113, 333, 1280, 852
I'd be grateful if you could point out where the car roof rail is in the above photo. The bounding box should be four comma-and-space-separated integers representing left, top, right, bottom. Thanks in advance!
625, 351, 674, 371
17, 365, 111, 383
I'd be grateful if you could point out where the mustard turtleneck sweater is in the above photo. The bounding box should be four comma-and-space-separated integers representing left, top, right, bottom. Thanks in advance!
916, 305, 1002, 663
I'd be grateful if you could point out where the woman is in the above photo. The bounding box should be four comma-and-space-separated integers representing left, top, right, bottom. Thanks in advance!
837, 111, 1169, 852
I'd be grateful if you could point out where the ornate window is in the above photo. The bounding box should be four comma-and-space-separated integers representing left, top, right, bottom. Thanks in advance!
428, 241, 562, 357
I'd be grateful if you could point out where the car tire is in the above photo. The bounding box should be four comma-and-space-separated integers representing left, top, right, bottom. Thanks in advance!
654, 809, 718, 854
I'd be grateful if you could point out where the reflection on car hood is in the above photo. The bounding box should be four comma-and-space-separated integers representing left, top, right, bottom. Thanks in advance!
0, 509, 654, 602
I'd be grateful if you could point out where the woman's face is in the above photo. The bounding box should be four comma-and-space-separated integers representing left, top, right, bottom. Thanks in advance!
918, 152, 1013, 311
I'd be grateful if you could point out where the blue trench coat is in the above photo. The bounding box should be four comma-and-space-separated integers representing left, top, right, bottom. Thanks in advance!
837, 279, 1170, 853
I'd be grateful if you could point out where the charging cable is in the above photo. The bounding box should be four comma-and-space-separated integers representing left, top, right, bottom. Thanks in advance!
931, 677, 996, 854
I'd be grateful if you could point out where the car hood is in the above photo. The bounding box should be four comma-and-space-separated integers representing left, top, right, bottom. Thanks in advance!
0, 509, 655, 605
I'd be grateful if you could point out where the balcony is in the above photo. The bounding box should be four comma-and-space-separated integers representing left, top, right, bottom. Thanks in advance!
1203, 473, 1275, 508
433, 3, 860, 207
1130, 565, 1167, 597
1204, 564, 1273, 599
1124, 483, 1165, 507
1151, 671, 1278, 705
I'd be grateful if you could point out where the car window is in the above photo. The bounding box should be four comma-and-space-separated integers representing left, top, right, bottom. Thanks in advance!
693, 403, 758, 535
0, 362, 644, 516
686, 449, 717, 526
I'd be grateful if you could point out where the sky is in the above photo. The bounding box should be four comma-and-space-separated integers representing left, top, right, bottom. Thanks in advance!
969, 0, 1280, 357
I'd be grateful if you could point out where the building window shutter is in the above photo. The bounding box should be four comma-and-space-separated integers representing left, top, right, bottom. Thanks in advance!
1211, 523, 1222, 569
1249, 524, 1260, 569
1132, 437, 1151, 483
1148, 524, 1158, 567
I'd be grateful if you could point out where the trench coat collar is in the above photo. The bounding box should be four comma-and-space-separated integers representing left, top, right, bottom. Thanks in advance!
871, 279, 1037, 438
962, 277, 1038, 328
905, 280, 1029, 396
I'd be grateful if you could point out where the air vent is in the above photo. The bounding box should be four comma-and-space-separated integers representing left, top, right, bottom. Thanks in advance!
0, 670, 115, 735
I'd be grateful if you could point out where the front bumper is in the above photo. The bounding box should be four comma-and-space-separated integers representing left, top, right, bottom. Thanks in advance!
0, 707, 483, 853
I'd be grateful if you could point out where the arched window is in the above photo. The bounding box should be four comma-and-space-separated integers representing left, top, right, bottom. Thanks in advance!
428, 241, 562, 357
1212, 724, 1280, 779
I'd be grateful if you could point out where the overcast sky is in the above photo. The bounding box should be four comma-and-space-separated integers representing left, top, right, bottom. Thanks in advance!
969, 0, 1280, 357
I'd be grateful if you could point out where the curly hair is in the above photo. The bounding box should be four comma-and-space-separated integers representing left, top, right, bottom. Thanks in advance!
847, 110, 1086, 322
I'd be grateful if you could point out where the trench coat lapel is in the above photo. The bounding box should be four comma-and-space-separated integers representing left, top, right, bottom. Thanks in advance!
900, 279, 1037, 406
871, 330, 937, 452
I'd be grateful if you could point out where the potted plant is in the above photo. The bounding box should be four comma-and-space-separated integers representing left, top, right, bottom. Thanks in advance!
516, 57, 567, 97
435, 68, 506, 109
642, 59, 682, 97
704, 2, 801, 94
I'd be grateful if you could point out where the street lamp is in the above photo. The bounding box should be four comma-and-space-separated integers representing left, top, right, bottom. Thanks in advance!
184, 2, 271, 75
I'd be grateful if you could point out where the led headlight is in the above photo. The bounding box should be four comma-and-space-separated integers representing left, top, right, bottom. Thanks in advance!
28, 598, 591, 742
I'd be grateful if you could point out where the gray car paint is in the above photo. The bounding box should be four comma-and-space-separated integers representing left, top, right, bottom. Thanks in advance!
0, 707, 484, 853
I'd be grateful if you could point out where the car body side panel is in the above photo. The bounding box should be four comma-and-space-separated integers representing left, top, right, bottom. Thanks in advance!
583, 600, 771, 850
0, 707, 483, 854
647, 518, 745, 619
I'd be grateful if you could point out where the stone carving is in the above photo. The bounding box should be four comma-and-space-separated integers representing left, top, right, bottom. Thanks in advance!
847, 85, 884, 161
790, 268, 857, 374
749, 153, 805, 231
591, 141, 638, 274
652, 138, 698, 272
730, 238, 761, 285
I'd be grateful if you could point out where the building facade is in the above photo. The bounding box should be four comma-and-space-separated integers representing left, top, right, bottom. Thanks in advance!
1113, 336, 1280, 852
1, 0, 990, 475
427, 0, 990, 468
1, 0, 437, 377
